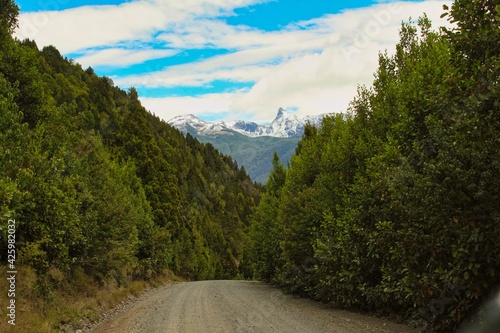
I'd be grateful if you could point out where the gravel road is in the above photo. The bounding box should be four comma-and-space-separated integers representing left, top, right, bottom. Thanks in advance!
90, 280, 419, 333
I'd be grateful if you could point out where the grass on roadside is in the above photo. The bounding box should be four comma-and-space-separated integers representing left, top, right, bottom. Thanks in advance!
0, 266, 180, 332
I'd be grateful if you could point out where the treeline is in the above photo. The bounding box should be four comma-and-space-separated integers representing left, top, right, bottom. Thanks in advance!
247, 1, 499, 332
0, 0, 259, 297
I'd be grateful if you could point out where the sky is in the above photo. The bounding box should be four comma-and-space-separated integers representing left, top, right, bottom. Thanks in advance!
14, 0, 453, 123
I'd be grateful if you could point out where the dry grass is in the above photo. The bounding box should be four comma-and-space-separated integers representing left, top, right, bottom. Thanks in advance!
0, 266, 177, 332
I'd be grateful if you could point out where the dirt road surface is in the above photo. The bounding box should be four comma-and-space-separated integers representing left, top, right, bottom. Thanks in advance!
90, 280, 419, 333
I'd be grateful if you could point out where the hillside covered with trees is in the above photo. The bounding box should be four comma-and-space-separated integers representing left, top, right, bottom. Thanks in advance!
0, 0, 260, 329
1, 0, 499, 332
247, 1, 499, 332
190, 129, 299, 184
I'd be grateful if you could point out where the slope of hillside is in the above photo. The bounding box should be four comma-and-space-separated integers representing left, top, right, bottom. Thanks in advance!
247, 6, 500, 333
168, 110, 328, 183
190, 128, 299, 184
169, 108, 326, 139
0, 2, 261, 330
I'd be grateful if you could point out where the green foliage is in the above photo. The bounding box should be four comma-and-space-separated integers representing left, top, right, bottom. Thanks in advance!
247, 152, 286, 282
0, 73, 23, 223
191, 128, 299, 184
0, 0, 19, 34
0, 3, 260, 301
247, 5, 500, 332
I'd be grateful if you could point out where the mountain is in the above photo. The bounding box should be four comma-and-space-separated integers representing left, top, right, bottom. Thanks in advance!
0, 7, 264, 330
168, 108, 326, 139
168, 109, 328, 183
193, 130, 300, 184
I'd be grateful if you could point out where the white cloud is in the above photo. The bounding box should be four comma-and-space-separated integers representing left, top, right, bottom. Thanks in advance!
228, 0, 455, 120
140, 92, 245, 121
16, 1, 171, 54
115, 61, 275, 87
16, 0, 454, 123
75, 48, 179, 68
15, 0, 269, 53
230, 48, 378, 120
135, 0, 454, 122
114, 19, 331, 88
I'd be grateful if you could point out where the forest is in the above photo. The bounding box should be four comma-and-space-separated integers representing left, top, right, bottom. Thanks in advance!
246, 1, 499, 332
1, 0, 499, 332
1, 0, 260, 329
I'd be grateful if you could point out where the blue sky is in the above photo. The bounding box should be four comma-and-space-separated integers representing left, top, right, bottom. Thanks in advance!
15, 0, 452, 123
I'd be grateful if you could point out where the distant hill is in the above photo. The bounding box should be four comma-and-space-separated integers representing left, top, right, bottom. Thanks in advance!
168, 108, 326, 138
192, 128, 299, 184
169, 109, 329, 183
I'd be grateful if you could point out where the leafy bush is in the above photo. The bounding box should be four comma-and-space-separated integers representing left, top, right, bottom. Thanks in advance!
247, 2, 500, 331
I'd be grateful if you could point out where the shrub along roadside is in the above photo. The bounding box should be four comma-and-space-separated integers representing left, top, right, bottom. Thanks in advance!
0, 266, 181, 333
1, 1, 260, 331
246, 2, 500, 332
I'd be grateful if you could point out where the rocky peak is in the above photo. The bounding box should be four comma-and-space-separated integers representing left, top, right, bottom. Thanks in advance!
168, 108, 330, 138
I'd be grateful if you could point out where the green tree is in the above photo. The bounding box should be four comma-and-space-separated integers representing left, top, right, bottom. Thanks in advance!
0, 0, 19, 34
247, 152, 286, 281
0, 1, 260, 305
249, 6, 499, 331
0, 74, 24, 258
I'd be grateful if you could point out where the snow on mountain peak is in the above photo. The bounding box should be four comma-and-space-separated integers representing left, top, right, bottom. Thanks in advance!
168, 108, 328, 138
276, 107, 286, 118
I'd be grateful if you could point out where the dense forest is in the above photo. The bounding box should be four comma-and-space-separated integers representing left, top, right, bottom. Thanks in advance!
190, 129, 300, 184
247, 1, 499, 332
0, 0, 259, 306
1, 0, 499, 331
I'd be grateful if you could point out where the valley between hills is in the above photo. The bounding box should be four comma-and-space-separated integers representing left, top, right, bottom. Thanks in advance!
1, 1, 499, 333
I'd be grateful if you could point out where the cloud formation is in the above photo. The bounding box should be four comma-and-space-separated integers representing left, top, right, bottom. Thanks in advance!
75, 48, 179, 68
15, 0, 453, 123
16, 0, 268, 53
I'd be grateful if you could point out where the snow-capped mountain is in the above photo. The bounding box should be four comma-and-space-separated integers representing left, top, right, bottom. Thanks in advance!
168, 108, 327, 138
167, 108, 331, 183
168, 113, 227, 136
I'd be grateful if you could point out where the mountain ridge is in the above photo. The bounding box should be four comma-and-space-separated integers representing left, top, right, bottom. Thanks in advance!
168, 108, 327, 138
167, 108, 330, 183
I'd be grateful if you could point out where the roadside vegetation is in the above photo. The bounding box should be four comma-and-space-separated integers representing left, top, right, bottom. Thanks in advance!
1, 0, 498, 332
0, 266, 181, 332
0, 1, 259, 331
247, 1, 499, 332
